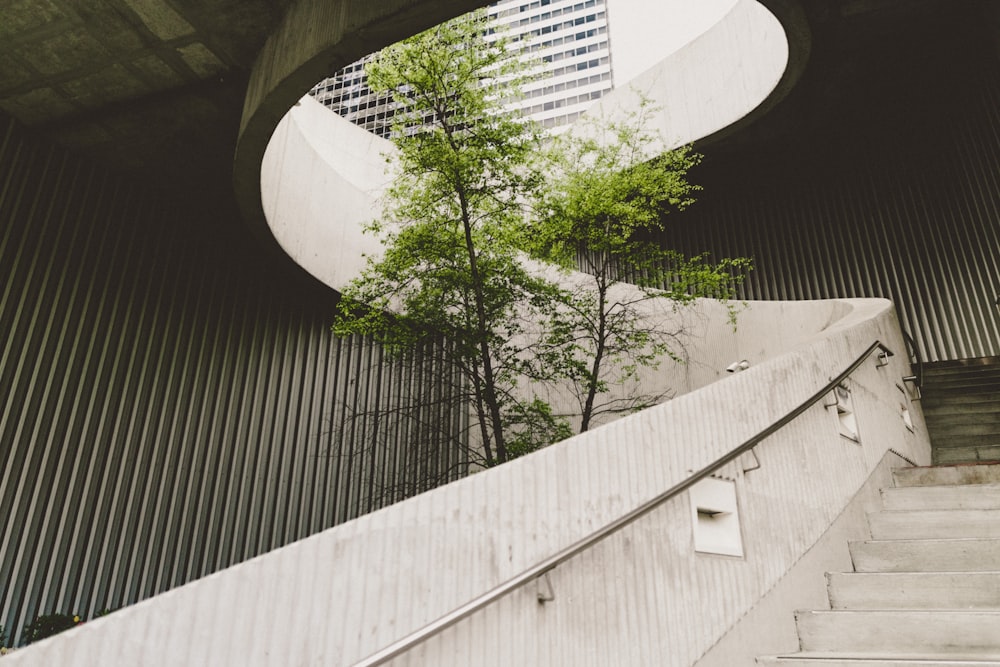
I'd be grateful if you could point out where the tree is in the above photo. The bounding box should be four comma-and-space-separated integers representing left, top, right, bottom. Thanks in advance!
526, 99, 752, 432
333, 13, 752, 478
333, 10, 568, 470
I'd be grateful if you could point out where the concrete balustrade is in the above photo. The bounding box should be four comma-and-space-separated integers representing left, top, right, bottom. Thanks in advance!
4, 295, 930, 666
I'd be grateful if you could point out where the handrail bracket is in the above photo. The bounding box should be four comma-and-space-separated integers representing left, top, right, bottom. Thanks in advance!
537, 572, 555, 604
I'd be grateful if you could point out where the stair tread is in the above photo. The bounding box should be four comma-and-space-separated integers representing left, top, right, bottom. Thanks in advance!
868, 508, 1000, 540
882, 483, 1000, 510
922, 394, 1000, 405
934, 448, 1000, 465
856, 536, 1000, 543
925, 413, 1000, 425
770, 651, 1000, 659
929, 431, 1000, 442
892, 463, 1000, 487
828, 569, 1000, 610
760, 652, 1000, 665
849, 537, 1000, 573
795, 609, 1000, 655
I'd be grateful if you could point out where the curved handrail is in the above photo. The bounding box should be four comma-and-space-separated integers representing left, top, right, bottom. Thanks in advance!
355, 339, 894, 666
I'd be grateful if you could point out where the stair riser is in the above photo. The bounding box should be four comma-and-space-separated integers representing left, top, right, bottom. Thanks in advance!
757, 658, 1000, 666
869, 510, 1000, 540
922, 393, 1000, 408
827, 572, 1000, 610
924, 408, 1000, 422
924, 357, 1000, 369
923, 373, 1000, 383
921, 382, 1000, 400
929, 424, 1000, 439
796, 610, 1000, 655
850, 539, 1000, 572
923, 374, 1000, 386
935, 446, 1000, 465
892, 464, 1000, 487
931, 436, 1000, 448
882, 485, 1000, 510
925, 413, 1000, 427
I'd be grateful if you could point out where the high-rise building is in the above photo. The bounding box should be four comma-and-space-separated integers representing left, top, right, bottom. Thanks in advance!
309, 0, 613, 137
492, 0, 612, 130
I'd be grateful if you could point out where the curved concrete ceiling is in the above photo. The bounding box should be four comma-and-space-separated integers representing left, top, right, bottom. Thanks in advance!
246, 0, 802, 291
232, 0, 493, 258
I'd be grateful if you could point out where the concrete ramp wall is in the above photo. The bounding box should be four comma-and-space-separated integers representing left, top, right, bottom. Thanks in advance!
5, 296, 930, 666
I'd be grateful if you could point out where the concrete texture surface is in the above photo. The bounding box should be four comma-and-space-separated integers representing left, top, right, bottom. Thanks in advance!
1, 295, 929, 666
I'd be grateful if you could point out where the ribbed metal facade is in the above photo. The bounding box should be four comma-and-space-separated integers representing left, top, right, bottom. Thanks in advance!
661, 43, 1000, 363
0, 115, 466, 645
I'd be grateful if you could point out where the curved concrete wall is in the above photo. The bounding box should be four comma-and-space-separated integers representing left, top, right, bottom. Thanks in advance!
261, 95, 391, 291
575, 0, 788, 152
234, 0, 490, 258
4, 296, 930, 665
256, 0, 790, 293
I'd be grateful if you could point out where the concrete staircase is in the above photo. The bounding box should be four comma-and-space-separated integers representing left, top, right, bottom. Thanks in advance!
922, 357, 1000, 464
757, 462, 1000, 666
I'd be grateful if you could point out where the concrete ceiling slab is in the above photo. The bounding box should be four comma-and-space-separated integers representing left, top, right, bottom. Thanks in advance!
0, 0, 997, 224
0, 0, 293, 201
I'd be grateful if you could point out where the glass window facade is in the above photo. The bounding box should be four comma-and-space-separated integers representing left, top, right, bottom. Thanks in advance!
308, 0, 614, 137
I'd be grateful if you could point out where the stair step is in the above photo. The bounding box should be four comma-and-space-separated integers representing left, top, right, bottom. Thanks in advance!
827, 571, 1000, 610
756, 451, 1000, 667
924, 356, 1000, 369
922, 393, 1000, 408
925, 373, 1000, 383
893, 463, 1000, 487
795, 610, 1000, 656
923, 368, 1000, 378
932, 436, 1000, 449
928, 423, 1000, 439
926, 385, 1000, 394
758, 654, 1000, 665
850, 538, 1000, 572
924, 406, 1000, 420
925, 413, 1000, 427
869, 509, 1000, 540
924, 361, 1000, 376
923, 372, 1000, 384
882, 484, 1000, 510
935, 446, 1000, 465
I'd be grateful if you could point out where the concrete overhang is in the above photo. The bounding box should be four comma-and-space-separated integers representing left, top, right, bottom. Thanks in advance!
2, 0, 989, 283
254, 0, 796, 292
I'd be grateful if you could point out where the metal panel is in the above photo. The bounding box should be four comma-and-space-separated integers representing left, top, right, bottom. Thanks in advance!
0, 115, 465, 646
656, 71, 1000, 363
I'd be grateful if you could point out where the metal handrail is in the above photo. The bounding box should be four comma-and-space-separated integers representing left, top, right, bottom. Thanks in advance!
355, 339, 894, 666
901, 329, 923, 389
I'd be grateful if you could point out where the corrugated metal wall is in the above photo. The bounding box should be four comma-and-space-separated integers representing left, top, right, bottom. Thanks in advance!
0, 115, 466, 645
661, 41, 1000, 363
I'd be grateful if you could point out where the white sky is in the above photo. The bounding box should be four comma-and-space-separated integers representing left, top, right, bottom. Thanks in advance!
607, 0, 739, 85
